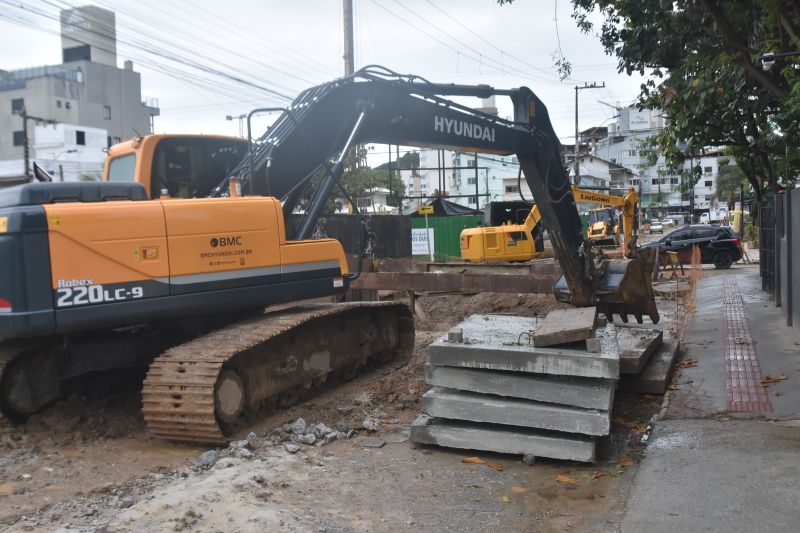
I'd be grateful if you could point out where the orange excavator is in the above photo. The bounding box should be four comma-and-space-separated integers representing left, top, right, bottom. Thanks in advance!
0, 66, 658, 443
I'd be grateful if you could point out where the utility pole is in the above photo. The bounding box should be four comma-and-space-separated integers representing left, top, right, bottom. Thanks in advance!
343, 0, 355, 76
574, 82, 605, 185
474, 153, 479, 209
19, 108, 56, 179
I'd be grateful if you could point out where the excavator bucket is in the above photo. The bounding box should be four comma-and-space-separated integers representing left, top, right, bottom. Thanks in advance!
554, 247, 660, 324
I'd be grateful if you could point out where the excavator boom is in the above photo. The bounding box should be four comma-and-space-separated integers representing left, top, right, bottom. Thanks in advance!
224, 66, 656, 321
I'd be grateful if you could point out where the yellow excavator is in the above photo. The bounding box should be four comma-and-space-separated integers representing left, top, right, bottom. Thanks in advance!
572, 187, 639, 247
0, 66, 658, 444
461, 186, 639, 262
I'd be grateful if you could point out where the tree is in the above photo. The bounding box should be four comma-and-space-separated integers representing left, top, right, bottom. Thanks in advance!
716, 158, 749, 207
499, 1, 800, 197
566, 0, 800, 198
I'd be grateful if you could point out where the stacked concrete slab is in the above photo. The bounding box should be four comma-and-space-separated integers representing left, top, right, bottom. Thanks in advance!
412, 311, 621, 463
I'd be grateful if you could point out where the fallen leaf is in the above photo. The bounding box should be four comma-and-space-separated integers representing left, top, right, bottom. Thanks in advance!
587, 494, 604, 501
462, 457, 485, 465
759, 374, 788, 387
734, 338, 748, 345
667, 384, 679, 391
501, 496, 511, 504
511, 486, 528, 494
608, 469, 623, 478
612, 418, 636, 428
677, 358, 698, 368
584, 471, 608, 482
643, 394, 662, 402
634, 424, 649, 433
714, 415, 730, 422
618, 458, 634, 467
487, 461, 504, 472
555, 475, 578, 484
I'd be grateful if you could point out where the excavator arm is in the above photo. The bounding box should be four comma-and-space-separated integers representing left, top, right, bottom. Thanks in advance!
221, 66, 658, 323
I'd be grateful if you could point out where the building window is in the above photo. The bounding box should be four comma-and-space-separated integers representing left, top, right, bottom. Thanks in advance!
56, 100, 62, 108
76, 130, 86, 146
112, 136, 121, 144
670, 177, 679, 185
467, 177, 477, 185
11, 98, 24, 114
65, 101, 71, 110
103, 105, 111, 120
704, 166, 712, 174
651, 179, 659, 186
468, 196, 477, 205
705, 180, 713, 187
13, 131, 25, 146
505, 185, 519, 193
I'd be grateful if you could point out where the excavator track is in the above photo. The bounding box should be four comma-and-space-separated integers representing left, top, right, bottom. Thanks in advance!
142, 301, 414, 444
0, 344, 17, 429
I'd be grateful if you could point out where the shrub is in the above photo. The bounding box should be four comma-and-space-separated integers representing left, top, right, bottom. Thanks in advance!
744, 223, 756, 243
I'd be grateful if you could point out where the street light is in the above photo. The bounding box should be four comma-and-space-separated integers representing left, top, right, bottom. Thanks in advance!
226, 113, 246, 137
760, 50, 800, 72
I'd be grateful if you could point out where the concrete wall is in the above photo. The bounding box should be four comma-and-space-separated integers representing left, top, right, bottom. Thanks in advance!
61, 6, 117, 67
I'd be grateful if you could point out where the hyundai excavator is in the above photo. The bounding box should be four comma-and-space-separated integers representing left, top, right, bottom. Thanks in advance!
460, 186, 639, 262
0, 66, 658, 444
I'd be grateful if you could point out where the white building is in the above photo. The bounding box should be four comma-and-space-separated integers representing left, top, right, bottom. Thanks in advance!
449, 152, 529, 209
0, 5, 158, 184
591, 106, 726, 220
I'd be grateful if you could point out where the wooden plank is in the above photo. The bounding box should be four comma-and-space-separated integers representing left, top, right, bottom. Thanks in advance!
531, 307, 597, 347
348, 272, 555, 294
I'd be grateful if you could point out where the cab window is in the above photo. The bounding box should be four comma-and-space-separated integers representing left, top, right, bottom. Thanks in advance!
107, 154, 136, 182
150, 137, 247, 198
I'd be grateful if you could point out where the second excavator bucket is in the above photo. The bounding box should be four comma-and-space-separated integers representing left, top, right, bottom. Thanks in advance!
554, 247, 660, 324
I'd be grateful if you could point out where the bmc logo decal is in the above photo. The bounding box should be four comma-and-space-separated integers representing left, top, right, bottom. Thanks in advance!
210, 236, 243, 247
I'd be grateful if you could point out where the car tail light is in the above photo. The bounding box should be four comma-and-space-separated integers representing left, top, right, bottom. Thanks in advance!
731, 238, 742, 250
0, 298, 11, 313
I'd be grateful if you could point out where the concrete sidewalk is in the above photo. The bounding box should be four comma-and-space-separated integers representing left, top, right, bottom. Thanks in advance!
620, 265, 800, 532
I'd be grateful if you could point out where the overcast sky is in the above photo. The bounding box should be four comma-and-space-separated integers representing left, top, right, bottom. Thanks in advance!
0, 0, 647, 164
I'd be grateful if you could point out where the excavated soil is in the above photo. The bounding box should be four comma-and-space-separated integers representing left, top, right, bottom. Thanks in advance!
0, 291, 666, 532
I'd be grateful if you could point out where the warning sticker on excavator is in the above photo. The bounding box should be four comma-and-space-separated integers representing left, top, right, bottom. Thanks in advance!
0, 216, 6, 233
333, 277, 344, 288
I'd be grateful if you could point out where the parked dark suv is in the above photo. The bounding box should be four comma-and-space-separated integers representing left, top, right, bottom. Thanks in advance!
639, 225, 743, 269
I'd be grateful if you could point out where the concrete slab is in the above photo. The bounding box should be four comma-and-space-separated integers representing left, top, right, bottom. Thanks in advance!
619, 333, 679, 394
428, 314, 619, 379
617, 328, 664, 374
421, 387, 610, 436
531, 307, 597, 347
410, 414, 596, 463
424, 364, 615, 410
